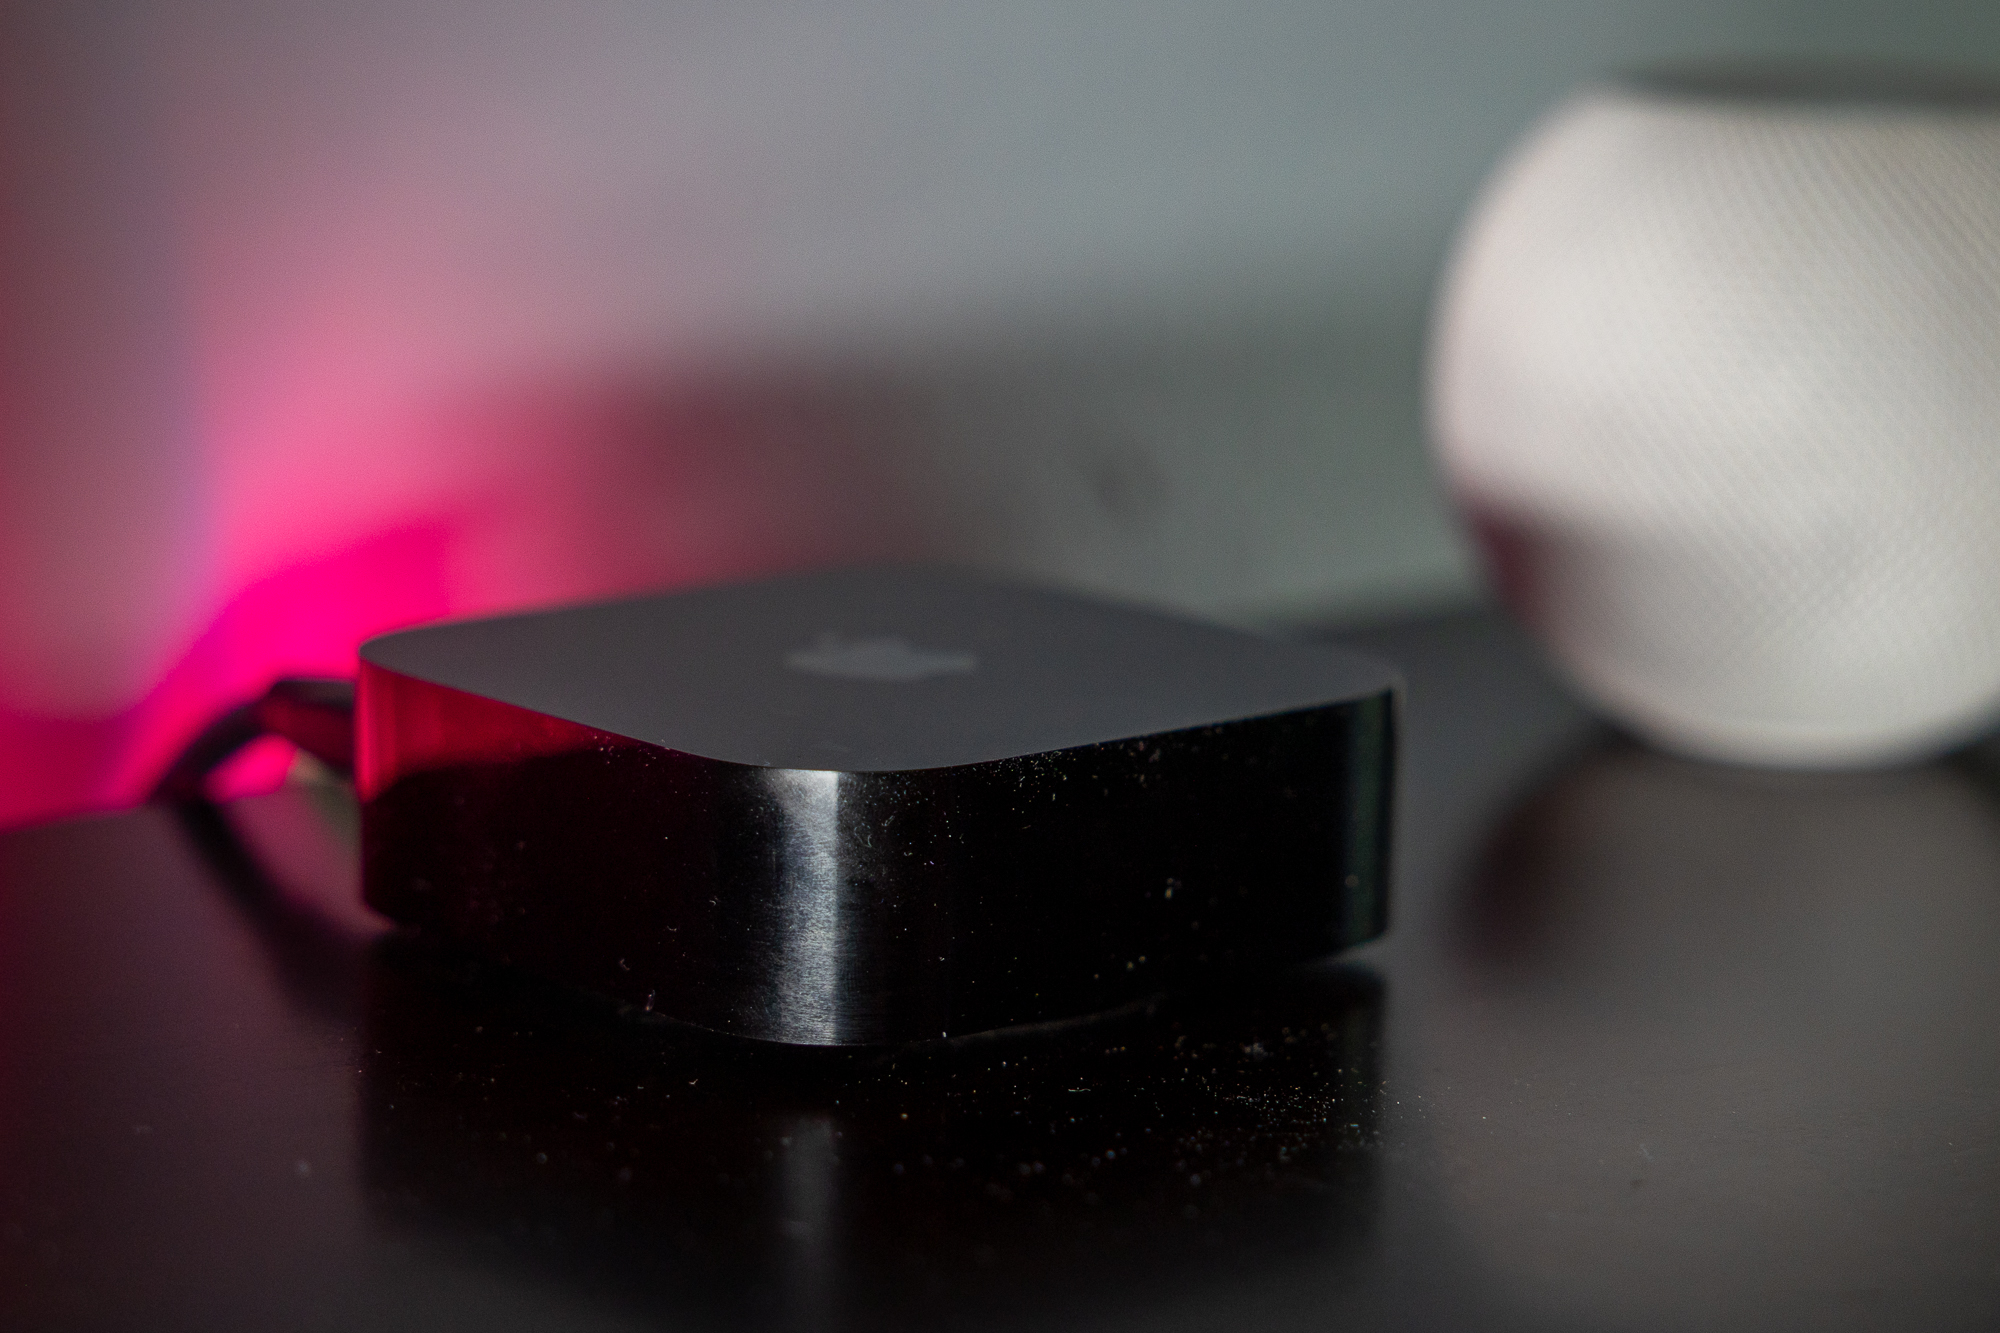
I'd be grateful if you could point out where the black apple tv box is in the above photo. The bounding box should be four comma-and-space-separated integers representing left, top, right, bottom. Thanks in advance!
356, 566, 1398, 1046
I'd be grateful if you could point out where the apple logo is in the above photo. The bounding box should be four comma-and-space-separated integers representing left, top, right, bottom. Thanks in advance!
784, 633, 979, 682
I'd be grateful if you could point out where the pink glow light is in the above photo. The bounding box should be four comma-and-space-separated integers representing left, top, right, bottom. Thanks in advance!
0, 525, 458, 828
0, 379, 911, 829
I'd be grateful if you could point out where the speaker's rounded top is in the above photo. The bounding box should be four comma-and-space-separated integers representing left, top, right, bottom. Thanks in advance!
1431, 56, 2000, 768
1614, 60, 2000, 110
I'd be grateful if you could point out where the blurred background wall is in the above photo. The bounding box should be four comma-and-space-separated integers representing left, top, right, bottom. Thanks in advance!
3, 0, 1998, 826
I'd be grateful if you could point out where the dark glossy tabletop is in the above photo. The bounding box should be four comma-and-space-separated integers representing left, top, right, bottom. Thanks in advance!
4, 612, 1998, 1332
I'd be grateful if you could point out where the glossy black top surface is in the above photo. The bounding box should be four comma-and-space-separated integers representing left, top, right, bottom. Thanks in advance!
7, 611, 2000, 1332
360, 567, 1398, 770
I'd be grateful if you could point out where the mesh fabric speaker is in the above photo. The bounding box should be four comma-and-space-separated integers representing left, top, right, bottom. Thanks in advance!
1430, 66, 2000, 767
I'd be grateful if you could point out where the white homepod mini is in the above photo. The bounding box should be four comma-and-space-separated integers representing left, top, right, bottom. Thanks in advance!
1429, 64, 2000, 767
